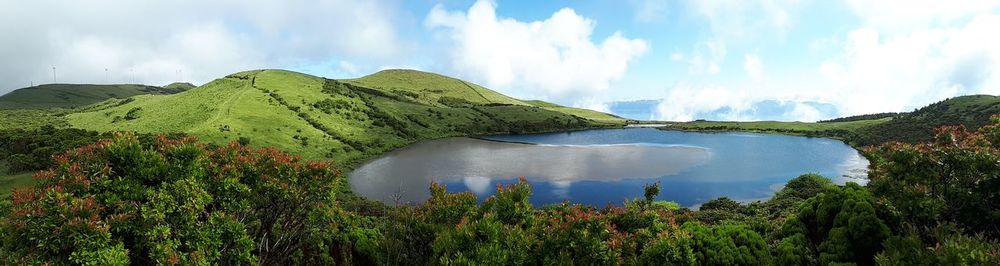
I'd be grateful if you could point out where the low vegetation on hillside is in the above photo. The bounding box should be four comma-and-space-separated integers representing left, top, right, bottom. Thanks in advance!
66, 70, 624, 167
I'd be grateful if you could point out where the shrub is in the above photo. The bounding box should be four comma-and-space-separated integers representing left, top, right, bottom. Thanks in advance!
0, 133, 367, 265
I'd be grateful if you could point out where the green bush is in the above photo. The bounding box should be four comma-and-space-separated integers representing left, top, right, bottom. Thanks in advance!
0, 133, 368, 265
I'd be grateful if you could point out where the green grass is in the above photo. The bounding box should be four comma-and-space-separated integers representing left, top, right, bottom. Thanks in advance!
163, 82, 196, 92
0, 83, 185, 109
68, 69, 624, 168
0, 162, 35, 199
0, 109, 69, 129
343, 69, 529, 106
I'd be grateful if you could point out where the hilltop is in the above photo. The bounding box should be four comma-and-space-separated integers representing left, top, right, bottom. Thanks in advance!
0, 83, 186, 109
664, 94, 1000, 146
163, 82, 197, 92
66, 69, 625, 167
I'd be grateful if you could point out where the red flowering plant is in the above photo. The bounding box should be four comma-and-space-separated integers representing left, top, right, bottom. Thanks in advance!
0, 132, 360, 265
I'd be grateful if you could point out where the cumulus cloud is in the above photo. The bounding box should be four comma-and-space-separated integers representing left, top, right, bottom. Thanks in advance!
0, 0, 404, 94
425, 0, 649, 99
819, 13, 1000, 115
653, 85, 837, 122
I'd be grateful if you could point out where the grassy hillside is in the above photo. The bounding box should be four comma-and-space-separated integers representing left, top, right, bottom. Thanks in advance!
850, 94, 1000, 145
343, 69, 528, 106
521, 100, 626, 124
0, 109, 68, 129
0, 83, 184, 109
663, 94, 1000, 146
163, 82, 196, 92
68, 69, 624, 167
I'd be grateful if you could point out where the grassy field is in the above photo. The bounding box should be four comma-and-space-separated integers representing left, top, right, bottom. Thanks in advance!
163, 82, 196, 91
0, 162, 34, 199
0, 83, 186, 109
343, 69, 528, 106
0, 109, 69, 129
68, 69, 625, 168
522, 100, 626, 124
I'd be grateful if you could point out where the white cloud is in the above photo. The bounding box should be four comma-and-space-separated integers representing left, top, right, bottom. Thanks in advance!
426, 0, 649, 99
655, 85, 751, 121
743, 53, 764, 81
0, 0, 404, 93
819, 13, 1000, 115
574, 98, 611, 113
683, 0, 801, 41
845, 0, 1000, 33
684, 41, 727, 74
631, 0, 670, 22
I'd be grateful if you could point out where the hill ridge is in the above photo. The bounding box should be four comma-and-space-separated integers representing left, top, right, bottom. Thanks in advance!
66, 69, 625, 166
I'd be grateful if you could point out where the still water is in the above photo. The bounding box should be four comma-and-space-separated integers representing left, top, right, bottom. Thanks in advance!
349, 128, 868, 207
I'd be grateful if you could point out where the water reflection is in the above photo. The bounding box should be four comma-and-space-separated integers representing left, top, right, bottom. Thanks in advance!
350, 137, 711, 204
349, 128, 869, 207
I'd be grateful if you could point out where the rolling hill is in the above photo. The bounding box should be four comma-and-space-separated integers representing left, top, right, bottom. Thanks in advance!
67, 69, 625, 167
163, 82, 197, 92
663, 94, 1000, 146
0, 83, 186, 109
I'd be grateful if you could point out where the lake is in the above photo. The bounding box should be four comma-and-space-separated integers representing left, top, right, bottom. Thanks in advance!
349, 128, 869, 207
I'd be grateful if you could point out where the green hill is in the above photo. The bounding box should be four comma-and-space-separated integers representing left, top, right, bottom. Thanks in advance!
0, 83, 183, 109
343, 69, 528, 106
67, 69, 624, 167
663, 94, 1000, 146
163, 82, 196, 92
849, 94, 1000, 145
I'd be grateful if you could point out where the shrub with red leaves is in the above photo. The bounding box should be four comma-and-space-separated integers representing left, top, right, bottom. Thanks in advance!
0, 132, 365, 265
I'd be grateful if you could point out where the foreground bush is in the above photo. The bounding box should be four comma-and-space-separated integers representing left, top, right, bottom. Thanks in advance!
0, 133, 372, 265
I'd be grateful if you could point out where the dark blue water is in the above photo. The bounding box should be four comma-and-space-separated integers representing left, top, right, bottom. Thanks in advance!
349, 128, 867, 208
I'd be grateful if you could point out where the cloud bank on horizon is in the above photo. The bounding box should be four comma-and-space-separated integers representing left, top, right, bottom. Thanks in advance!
1, 0, 998, 122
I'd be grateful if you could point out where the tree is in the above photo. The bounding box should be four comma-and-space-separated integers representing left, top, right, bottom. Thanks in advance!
779, 183, 891, 266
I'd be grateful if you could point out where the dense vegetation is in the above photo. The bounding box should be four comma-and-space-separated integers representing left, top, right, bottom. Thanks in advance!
665, 95, 1000, 147
1, 116, 997, 265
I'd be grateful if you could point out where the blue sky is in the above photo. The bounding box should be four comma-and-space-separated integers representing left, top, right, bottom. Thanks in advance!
2, 0, 999, 121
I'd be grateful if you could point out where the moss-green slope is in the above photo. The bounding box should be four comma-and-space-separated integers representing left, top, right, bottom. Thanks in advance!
68, 69, 622, 167
342, 69, 528, 106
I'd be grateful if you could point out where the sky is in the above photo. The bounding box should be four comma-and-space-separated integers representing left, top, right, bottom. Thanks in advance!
2, 0, 999, 121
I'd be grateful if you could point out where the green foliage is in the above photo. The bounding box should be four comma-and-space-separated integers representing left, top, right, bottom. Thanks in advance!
780, 183, 891, 265
877, 226, 1000, 265
0, 126, 101, 174
685, 222, 772, 265
0, 133, 370, 264
866, 117, 1000, 238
